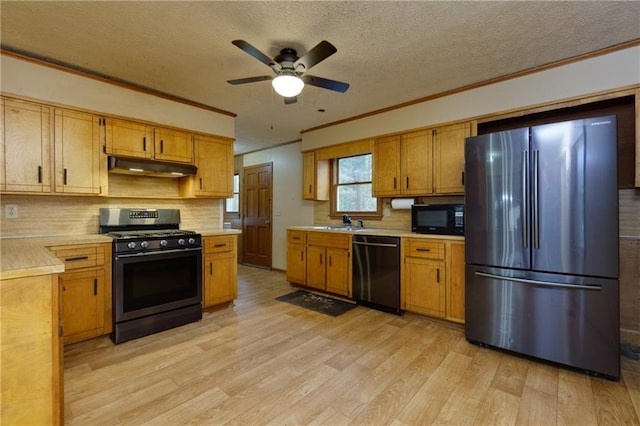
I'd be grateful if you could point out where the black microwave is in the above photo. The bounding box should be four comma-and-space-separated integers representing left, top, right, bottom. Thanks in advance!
411, 204, 464, 235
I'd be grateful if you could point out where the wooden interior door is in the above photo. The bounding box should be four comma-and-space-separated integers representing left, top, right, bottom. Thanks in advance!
242, 163, 272, 268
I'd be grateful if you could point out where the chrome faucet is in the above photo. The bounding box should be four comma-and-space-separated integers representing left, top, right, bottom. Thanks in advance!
357, 219, 364, 228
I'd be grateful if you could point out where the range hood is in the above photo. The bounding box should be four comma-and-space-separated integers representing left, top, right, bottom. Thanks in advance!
108, 156, 197, 178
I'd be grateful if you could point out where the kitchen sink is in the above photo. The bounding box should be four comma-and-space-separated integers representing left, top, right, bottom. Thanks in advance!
310, 226, 367, 231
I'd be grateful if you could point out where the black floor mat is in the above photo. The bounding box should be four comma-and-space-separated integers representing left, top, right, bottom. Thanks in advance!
276, 290, 357, 317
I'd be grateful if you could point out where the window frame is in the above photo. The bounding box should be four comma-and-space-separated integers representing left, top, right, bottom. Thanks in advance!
224, 173, 240, 219
329, 154, 382, 220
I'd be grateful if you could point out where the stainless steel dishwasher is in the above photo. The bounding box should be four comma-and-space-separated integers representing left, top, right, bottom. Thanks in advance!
352, 234, 402, 315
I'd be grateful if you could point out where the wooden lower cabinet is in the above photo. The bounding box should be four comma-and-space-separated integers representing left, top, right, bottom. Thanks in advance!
402, 237, 465, 323
47, 242, 112, 344
202, 235, 238, 308
0, 274, 63, 425
325, 247, 351, 297
447, 241, 466, 323
286, 230, 352, 298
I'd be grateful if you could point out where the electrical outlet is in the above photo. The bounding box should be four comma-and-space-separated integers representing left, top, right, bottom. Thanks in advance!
5, 204, 18, 219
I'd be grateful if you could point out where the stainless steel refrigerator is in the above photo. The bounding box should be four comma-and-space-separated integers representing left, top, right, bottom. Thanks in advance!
464, 115, 619, 379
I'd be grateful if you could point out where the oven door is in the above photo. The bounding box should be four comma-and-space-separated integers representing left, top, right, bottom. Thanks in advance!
114, 247, 202, 322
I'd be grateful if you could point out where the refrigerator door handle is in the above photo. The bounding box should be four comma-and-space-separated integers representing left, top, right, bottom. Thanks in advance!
475, 271, 601, 291
532, 150, 540, 249
522, 150, 529, 249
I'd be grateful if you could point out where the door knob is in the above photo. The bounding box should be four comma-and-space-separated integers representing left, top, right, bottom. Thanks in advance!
265, 220, 270, 224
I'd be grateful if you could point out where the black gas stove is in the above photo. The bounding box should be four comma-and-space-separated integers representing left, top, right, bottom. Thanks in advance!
99, 208, 203, 344
108, 229, 201, 253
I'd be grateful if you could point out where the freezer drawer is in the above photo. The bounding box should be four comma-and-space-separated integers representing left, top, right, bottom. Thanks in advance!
465, 265, 619, 379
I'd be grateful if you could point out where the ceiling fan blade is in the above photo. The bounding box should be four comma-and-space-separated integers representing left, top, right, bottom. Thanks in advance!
227, 76, 273, 85
284, 96, 297, 105
301, 75, 349, 93
231, 40, 279, 69
294, 40, 337, 71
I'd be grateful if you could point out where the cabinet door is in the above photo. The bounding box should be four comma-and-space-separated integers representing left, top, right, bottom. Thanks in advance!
306, 245, 327, 290
372, 135, 401, 197
154, 127, 193, 164
446, 241, 466, 323
54, 109, 102, 194
104, 118, 153, 159
405, 257, 446, 318
302, 151, 316, 200
60, 269, 105, 344
203, 250, 236, 307
402, 130, 433, 195
1, 98, 51, 192
433, 122, 470, 194
287, 244, 307, 285
325, 248, 351, 297
192, 134, 233, 197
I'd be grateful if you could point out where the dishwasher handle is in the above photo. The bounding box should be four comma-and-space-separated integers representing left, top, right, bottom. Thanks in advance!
353, 241, 398, 248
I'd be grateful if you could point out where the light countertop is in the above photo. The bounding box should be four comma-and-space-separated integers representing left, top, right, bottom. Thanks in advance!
1, 229, 241, 281
287, 226, 465, 240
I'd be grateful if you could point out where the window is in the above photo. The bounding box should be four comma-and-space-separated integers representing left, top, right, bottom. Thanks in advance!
331, 154, 381, 218
225, 174, 240, 214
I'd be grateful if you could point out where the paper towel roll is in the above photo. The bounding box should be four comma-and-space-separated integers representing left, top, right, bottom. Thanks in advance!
390, 198, 414, 209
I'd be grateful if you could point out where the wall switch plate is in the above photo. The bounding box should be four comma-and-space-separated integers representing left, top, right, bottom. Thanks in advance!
5, 204, 18, 218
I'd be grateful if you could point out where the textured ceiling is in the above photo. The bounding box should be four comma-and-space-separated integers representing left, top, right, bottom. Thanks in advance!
1, 1, 639, 154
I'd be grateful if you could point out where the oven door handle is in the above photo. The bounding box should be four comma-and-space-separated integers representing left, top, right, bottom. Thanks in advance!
115, 247, 202, 258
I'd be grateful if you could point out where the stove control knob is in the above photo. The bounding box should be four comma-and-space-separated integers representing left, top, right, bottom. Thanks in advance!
188, 237, 196, 245
140, 241, 149, 249
178, 238, 186, 246
160, 240, 168, 247
127, 242, 137, 249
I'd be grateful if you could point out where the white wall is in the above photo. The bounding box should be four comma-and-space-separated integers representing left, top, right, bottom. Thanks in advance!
243, 142, 314, 270
0, 54, 235, 137
302, 46, 640, 149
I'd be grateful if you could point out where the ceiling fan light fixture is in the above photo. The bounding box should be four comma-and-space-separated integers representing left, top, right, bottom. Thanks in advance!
272, 74, 304, 97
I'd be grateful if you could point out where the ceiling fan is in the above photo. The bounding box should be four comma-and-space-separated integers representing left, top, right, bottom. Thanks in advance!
227, 40, 350, 104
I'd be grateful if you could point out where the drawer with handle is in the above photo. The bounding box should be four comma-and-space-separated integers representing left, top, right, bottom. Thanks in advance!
287, 230, 307, 245
404, 239, 445, 260
48, 244, 105, 270
204, 235, 235, 254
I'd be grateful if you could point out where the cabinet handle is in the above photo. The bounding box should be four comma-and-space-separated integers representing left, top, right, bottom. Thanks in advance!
436, 268, 440, 283
38, 165, 42, 183
292, 236, 300, 240
406, 176, 409, 189
160, 140, 164, 153
63, 168, 68, 185
143, 137, 147, 151
94, 278, 97, 296
300, 251, 304, 261
393, 177, 397, 189
416, 248, 431, 252
308, 184, 312, 194
210, 262, 213, 275
64, 256, 89, 262
320, 254, 323, 265
461, 171, 465, 186
199, 178, 203, 190
329, 255, 332, 267
214, 243, 227, 248
58, 325, 64, 337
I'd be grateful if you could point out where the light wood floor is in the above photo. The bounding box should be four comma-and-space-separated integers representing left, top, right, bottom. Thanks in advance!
64, 265, 640, 425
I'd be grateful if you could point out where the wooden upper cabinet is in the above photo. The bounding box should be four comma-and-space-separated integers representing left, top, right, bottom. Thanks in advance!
372, 135, 402, 197
372, 121, 475, 197
1, 98, 52, 192
302, 151, 329, 200
433, 122, 472, 194
153, 127, 193, 164
373, 131, 433, 197
402, 130, 434, 195
180, 134, 234, 198
54, 109, 102, 194
104, 118, 153, 159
